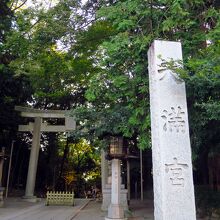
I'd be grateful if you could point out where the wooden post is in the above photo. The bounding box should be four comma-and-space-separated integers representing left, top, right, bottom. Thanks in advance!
6, 140, 15, 198
140, 149, 143, 201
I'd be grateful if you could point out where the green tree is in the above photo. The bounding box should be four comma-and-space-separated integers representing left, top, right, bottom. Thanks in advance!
57, 137, 100, 195
72, 0, 220, 185
0, 1, 33, 147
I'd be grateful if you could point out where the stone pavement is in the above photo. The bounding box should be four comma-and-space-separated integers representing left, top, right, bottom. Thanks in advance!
0, 197, 207, 220
66, 199, 205, 220
0, 197, 90, 220
68, 199, 154, 220
73, 200, 106, 220
0, 197, 154, 220
127, 199, 154, 220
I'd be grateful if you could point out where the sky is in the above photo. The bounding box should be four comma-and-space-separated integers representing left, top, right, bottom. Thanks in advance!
25, 0, 59, 9
25, 0, 87, 9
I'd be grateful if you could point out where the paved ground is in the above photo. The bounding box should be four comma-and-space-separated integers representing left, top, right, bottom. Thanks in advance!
127, 199, 154, 220
73, 200, 210, 220
72, 199, 154, 220
0, 198, 90, 220
0, 197, 154, 220
73, 200, 106, 220
0, 197, 209, 220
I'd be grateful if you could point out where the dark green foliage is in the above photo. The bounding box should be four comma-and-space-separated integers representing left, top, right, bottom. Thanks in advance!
195, 186, 220, 218
78, 1, 220, 149
0, 0, 13, 44
0, 1, 32, 147
1, 0, 220, 195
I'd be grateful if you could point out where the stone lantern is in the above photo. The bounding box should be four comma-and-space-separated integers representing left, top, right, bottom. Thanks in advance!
107, 136, 126, 160
105, 136, 127, 220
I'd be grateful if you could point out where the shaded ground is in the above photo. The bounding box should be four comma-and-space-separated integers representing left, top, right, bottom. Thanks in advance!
0, 197, 214, 220
127, 199, 154, 220
0, 198, 90, 220
0, 198, 154, 220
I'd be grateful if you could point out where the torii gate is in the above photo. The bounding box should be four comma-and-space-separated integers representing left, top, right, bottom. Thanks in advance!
15, 106, 76, 202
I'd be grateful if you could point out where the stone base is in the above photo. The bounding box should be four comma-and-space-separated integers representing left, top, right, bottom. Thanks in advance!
105, 184, 125, 189
22, 195, 38, 202
105, 217, 127, 220
102, 186, 128, 211
0, 201, 4, 207
106, 204, 127, 220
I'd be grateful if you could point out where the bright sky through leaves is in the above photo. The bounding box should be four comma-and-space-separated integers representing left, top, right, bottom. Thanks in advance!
25, 0, 87, 9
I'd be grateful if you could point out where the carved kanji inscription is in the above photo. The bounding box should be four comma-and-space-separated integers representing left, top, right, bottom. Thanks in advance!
161, 106, 186, 133
165, 157, 188, 186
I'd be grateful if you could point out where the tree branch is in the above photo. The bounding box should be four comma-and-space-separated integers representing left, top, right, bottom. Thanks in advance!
12, 0, 28, 12
9, 0, 18, 10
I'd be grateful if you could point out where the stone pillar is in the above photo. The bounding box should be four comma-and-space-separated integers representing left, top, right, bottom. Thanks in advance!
0, 148, 6, 207
101, 149, 108, 193
105, 159, 127, 220
126, 159, 130, 203
140, 149, 143, 201
23, 117, 41, 202
148, 40, 196, 220
0, 161, 3, 187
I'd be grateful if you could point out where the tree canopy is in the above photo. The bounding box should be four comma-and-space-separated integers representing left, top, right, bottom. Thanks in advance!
73, 0, 220, 151
1, 0, 220, 190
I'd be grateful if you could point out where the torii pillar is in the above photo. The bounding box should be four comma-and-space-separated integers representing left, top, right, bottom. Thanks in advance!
23, 117, 41, 201
15, 106, 76, 202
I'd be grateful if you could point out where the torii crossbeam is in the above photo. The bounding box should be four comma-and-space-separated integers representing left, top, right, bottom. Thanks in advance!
15, 106, 76, 202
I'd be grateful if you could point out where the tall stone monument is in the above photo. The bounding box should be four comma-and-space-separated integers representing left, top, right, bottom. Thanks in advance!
148, 40, 196, 220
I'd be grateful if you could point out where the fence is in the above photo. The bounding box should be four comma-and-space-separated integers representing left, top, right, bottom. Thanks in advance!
0, 189, 4, 207
46, 191, 74, 206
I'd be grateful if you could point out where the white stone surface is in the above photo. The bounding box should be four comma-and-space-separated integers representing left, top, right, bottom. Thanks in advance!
105, 203, 127, 220
148, 40, 196, 220
102, 160, 127, 212
101, 187, 128, 211
105, 159, 127, 220
111, 159, 121, 205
